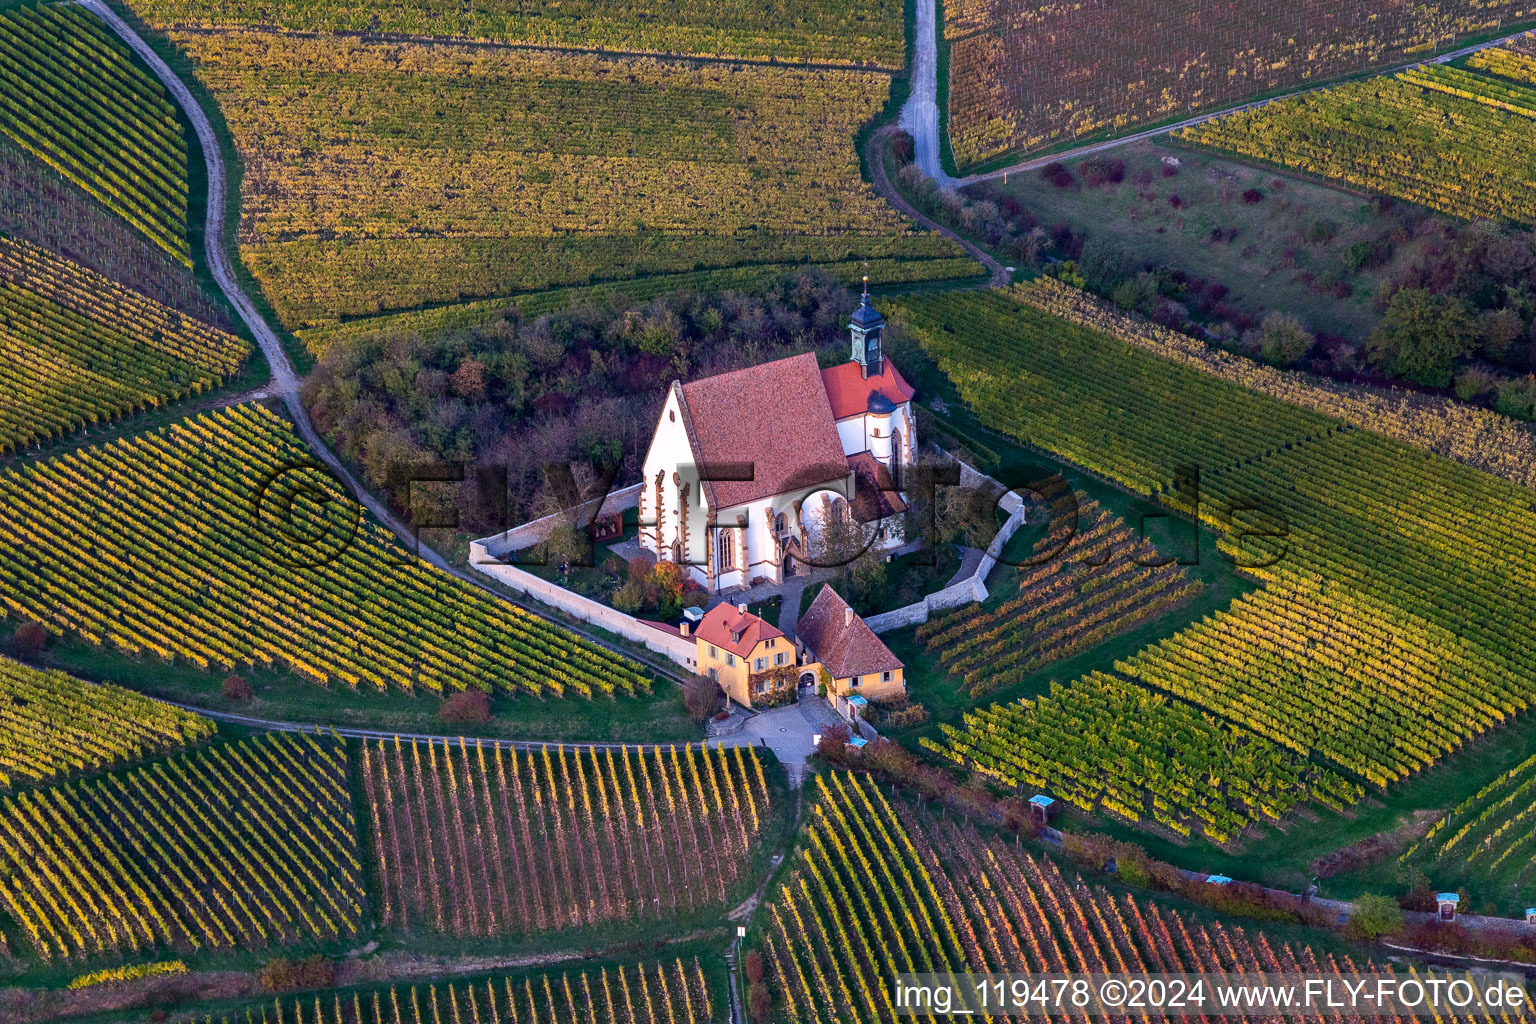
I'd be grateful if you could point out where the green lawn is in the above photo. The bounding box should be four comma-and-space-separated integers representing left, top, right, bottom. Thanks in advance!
23, 634, 696, 745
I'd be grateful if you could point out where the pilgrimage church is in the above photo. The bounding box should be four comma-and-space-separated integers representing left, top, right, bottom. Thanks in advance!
638, 282, 916, 593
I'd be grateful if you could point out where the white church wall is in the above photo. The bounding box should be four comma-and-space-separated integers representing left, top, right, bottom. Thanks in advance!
834, 416, 866, 456
468, 540, 699, 671
639, 386, 713, 566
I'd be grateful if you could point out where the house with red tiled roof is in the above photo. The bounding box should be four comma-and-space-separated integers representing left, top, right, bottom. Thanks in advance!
693, 602, 800, 707
795, 584, 905, 720
638, 280, 916, 593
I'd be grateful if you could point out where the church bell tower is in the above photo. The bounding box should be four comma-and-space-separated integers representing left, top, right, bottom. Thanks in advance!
849, 276, 884, 380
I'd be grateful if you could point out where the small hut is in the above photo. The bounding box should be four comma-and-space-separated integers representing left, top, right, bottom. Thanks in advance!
1028, 794, 1058, 827
1436, 893, 1460, 922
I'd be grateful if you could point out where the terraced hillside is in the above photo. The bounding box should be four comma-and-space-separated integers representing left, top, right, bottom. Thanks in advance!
0, 403, 650, 699
0, 3, 191, 260
0, 237, 248, 455
900, 288, 1536, 843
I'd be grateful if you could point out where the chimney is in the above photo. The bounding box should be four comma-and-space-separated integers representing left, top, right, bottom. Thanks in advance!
844, 606, 854, 628
680, 623, 690, 637
738, 603, 748, 614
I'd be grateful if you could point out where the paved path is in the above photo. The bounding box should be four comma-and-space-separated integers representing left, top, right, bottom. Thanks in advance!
158, 694, 828, 778
866, 126, 1010, 287
897, 0, 949, 187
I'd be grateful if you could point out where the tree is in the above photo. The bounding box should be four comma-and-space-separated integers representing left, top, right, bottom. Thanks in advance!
1078, 237, 1138, 293
11, 620, 46, 657
747, 983, 771, 1019
1478, 307, 1524, 364
684, 673, 725, 724
439, 688, 492, 724
1367, 290, 1475, 387
1345, 893, 1405, 940
1255, 312, 1314, 367
221, 675, 254, 701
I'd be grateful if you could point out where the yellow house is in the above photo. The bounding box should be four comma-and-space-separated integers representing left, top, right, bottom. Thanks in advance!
794, 585, 904, 722
695, 603, 799, 708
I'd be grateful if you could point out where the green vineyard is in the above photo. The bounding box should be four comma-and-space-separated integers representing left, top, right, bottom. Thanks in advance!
1118, 582, 1529, 788
0, 732, 363, 961
924, 673, 1360, 843
1177, 59, 1536, 225
0, 3, 190, 261
916, 482, 1202, 697
889, 290, 1336, 495
0, 656, 213, 794
363, 739, 774, 937
0, 237, 248, 455
765, 773, 1384, 1021
176, 957, 715, 1023
911, 285, 1536, 840
1403, 753, 1536, 897
1016, 277, 1536, 495
0, 403, 649, 697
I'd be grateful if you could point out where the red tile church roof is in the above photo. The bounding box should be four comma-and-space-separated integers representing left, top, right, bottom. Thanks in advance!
679, 352, 848, 510
695, 603, 783, 659
820, 360, 915, 420
847, 452, 907, 523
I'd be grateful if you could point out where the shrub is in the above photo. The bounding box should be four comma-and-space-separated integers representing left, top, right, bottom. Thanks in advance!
259, 955, 335, 993
1051, 170, 1074, 188
1168, 194, 1183, 208
1345, 893, 1405, 940
745, 951, 764, 985
1453, 366, 1500, 402
1038, 161, 1067, 183
611, 579, 645, 614
1078, 157, 1124, 186
438, 687, 492, 724
814, 723, 853, 766
11, 620, 47, 657
1305, 220, 1337, 244
889, 130, 915, 165
221, 676, 254, 701
748, 982, 771, 1019
1161, 162, 1178, 177
684, 673, 725, 724
1256, 311, 1315, 366
1344, 239, 1392, 272
1495, 374, 1536, 420
1241, 188, 1263, 204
